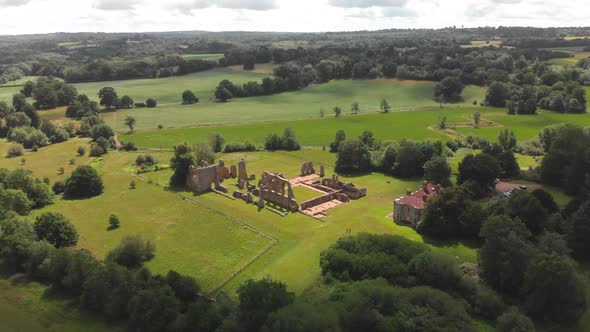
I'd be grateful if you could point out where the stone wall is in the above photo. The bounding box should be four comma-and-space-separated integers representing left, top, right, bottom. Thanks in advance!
393, 199, 423, 227
257, 172, 299, 212
187, 164, 222, 193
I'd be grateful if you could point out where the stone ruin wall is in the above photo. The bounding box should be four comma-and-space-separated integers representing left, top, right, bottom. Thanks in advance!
187, 160, 251, 193
256, 172, 299, 212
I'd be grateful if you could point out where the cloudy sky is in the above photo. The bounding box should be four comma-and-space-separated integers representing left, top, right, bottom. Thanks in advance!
0, 0, 587, 35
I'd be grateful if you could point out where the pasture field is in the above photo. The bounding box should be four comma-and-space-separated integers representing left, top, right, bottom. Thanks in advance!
77, 77, 485, 131
549, 50, 590, 66
0, 76, 40, 87
0, 140, 272, 292
123, 106, 590, 149
461, 40, 503, 48
181, 53, 224, 61
0, 85, 21, 103
74, 65, 273, 106
564, 36, 590, 40
455, 109, 590, 141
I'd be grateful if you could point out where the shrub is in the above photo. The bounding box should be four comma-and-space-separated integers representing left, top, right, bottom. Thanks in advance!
90, 124, 114, 141
64, 166, 104, 199
52, 181, 66, 194
135, 102, 146, 108
89, 144, 105, 157
31, 145, 38, 152
6, 144, 24, 158
77, 146, 86, 156
223, 142, 257, 153
109, 214, 120, 229
145, 98, 157, 108
106, 235, 155, 269
121, 142, 138, 151
209, 133, 225, 153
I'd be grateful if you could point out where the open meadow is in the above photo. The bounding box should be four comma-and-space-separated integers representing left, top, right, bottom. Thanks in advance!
549, 50, 590, 66
123, 105, 590, 149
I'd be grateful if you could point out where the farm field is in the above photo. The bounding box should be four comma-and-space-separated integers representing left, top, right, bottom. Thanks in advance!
123, 106, 590, 149
181, 53, 224, 61
461, 40, 503, 48
74, 65, 273, 106
549, 50, 590, 66
0, 85, 21, 103
71, 74, 485, 131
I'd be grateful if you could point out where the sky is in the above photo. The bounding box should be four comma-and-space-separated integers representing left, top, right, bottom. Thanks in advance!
0, 0, 588, 35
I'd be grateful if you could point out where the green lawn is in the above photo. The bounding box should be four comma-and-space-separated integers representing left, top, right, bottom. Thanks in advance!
181, 53, 225, 61
123, 106, 590, 149
0, 85, 21, 103
549, 51, 590, 66
74, 65, 271, 106
0, 140, 272, 292
455, 110, 590, 141
80, 77, 485, 131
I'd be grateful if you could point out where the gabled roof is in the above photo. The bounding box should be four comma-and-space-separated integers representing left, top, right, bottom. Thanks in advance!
396, 183, 438, 209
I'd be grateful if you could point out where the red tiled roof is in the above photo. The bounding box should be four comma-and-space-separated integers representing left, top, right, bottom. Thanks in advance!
397, 184, 437, 209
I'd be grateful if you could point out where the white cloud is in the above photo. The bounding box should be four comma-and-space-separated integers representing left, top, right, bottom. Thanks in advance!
0, 0, 587, 35
0, 0, 33, 7
93, 0, 140, 10
329, 0, 408, 8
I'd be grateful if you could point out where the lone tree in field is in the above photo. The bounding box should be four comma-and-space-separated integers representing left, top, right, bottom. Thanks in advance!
34, 212, 79, 248
182, 90, 199, 104
109, 214, 120, 229
124, 116, 136, 132
350, 102, 360, 114
146, 98, 157, 108
64, 165, 104, 199
380, 99, 391, 113
473, 111, 481, 128
434, 76, 465, 103
98, 87, 118, 110
122, 115, 136, 132
333, 106, 342, 117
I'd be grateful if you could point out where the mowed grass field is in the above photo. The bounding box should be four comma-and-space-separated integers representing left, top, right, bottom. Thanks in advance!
0, 139, 272, 292
549, 50, 590, 66
67, 69, 485, 131
123, 106, 590, 149
181, 53, 224, 61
